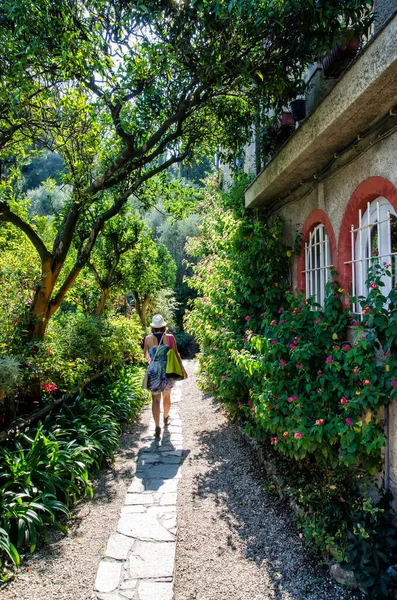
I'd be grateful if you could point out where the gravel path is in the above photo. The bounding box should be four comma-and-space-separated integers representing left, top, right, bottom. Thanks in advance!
174, 361, 360, 600
1, 360, 362, 600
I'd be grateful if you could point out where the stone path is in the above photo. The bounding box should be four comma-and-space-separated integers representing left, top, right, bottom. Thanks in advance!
92, 385, 184, 600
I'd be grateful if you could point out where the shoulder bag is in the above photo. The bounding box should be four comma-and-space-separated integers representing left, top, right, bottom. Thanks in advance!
142, 333, 164, 389
166, 335, 184, 381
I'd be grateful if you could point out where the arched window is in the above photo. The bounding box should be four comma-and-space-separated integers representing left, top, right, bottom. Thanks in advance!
303, 224, 333, 308
348, 198, 397, 314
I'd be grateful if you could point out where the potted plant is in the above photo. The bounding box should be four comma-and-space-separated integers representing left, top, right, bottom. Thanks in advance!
322, 29, 361, 78
289, 98, 306, 122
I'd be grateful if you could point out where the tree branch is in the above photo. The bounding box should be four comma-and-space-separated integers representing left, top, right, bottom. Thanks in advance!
0, 202, 50, 263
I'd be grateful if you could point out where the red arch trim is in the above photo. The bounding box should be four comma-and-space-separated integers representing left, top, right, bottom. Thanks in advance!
338, 176, 397, 292
297, 209, 337, 292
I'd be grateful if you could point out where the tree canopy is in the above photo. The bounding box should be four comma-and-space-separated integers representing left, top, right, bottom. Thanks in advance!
0, 0, 373, 341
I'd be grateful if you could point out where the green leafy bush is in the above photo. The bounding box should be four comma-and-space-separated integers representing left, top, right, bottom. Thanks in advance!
32, 312, 145, 393
186, 178, 397, 598
0, 365, 146, 573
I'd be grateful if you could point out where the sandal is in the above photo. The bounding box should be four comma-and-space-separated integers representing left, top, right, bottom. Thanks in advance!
163, 416, 170, 426
155, 426, 161, 438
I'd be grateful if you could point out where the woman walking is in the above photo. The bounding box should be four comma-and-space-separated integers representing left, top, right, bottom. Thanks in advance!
143, 314, 187, 438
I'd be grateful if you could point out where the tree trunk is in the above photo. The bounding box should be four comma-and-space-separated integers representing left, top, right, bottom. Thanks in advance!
141, 296, 150, 327
95, 287, 109, 315
132, 292, 150, 326
29, 258, 56, 340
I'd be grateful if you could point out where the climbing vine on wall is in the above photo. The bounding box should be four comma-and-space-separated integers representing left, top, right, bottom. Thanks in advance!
186, 180, 397, 474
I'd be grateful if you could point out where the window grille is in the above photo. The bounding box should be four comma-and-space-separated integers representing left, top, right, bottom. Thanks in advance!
344, 199, 397, 316
303, 224, 333, 308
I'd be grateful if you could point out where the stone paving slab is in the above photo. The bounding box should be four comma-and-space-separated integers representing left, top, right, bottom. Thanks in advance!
92, 383, 184, 600
129, 541, 176, 578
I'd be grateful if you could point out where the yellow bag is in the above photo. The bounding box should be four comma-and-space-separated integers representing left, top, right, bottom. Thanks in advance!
166, 348, 184, 380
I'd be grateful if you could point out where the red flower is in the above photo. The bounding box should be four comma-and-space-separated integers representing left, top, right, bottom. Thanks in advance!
43, 382, 58, 393
345, 417, 353, 426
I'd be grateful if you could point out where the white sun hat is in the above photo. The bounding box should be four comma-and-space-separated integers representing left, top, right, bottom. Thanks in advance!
150, 314, 167, 328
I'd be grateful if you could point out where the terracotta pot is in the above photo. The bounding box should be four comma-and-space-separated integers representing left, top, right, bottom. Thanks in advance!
322, 31, 361, 77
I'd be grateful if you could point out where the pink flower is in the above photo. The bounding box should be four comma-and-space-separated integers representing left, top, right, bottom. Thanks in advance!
270, 320, 276, 326
221, 375, 227, 380
289, 343, 296, 350
294, 432, 303, 439
362, 306, 370, 316
242, 337, 248, 342
222, 327, 226, 333
343, 345, 351, 351
283, 432, 289, 438
238, 402, 242, 408
261, 312, 267, 317
43, 382, 58, 393
47, 349, 54, 355
268, 405, 273, 410
251, 406, 256, 413
245, 315, 252, 321
296, 363, 304, 369
362, 379, 370, 386
248, 329, 253, 335
391, 380, 397, 388
279, 359, 286, 367
352, 321, 359, 326
315, 317, 321, 324
317, 388, 323, 393
279, 319, 286, 325
370, 283, 378, 289
248, 400, 252, 406
345, 418, 353, 426
278, 307, 284, 313
293, 308, 300, 314
315, 419, 325, 426
317, 370, 323, 375
326, 357, 333, 364
353, 366, 359, 375
216, 315, 220, 319
211, 385, 215, 391
270, 437, 279, 445
340, 396, 347, 406
288, 395, 298, 403
270, 340, 279, 345
293, 337, 299, 344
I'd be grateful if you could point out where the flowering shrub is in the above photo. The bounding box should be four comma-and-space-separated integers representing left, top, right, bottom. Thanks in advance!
186, 178, 397, 597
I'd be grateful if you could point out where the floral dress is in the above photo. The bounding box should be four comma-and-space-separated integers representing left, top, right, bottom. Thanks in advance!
147, 342, 174, 393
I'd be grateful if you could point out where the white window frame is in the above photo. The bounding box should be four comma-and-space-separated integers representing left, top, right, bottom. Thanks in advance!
345, 198, 397, 316
303, 224, 333, 309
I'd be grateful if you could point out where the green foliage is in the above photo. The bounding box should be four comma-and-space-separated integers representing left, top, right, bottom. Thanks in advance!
186, 178, 397, 596
0, 365, 146, 572
38, 313, 145, 392
0, 357, 22, 396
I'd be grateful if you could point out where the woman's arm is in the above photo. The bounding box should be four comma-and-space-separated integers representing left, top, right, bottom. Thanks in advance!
143, 336, 151, 362
170, 335, 188, 379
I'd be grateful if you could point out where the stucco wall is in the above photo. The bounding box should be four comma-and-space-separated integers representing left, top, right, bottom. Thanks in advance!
269, 128, 397, 505
374, 0, 397, 31
273, 131, 397, 285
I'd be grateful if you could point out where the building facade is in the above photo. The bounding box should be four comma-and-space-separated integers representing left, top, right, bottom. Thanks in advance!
245, 7, 397, 498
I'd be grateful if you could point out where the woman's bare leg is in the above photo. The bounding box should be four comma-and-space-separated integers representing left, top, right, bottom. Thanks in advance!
152, 393, 161, 428
163, 389, 171, 421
